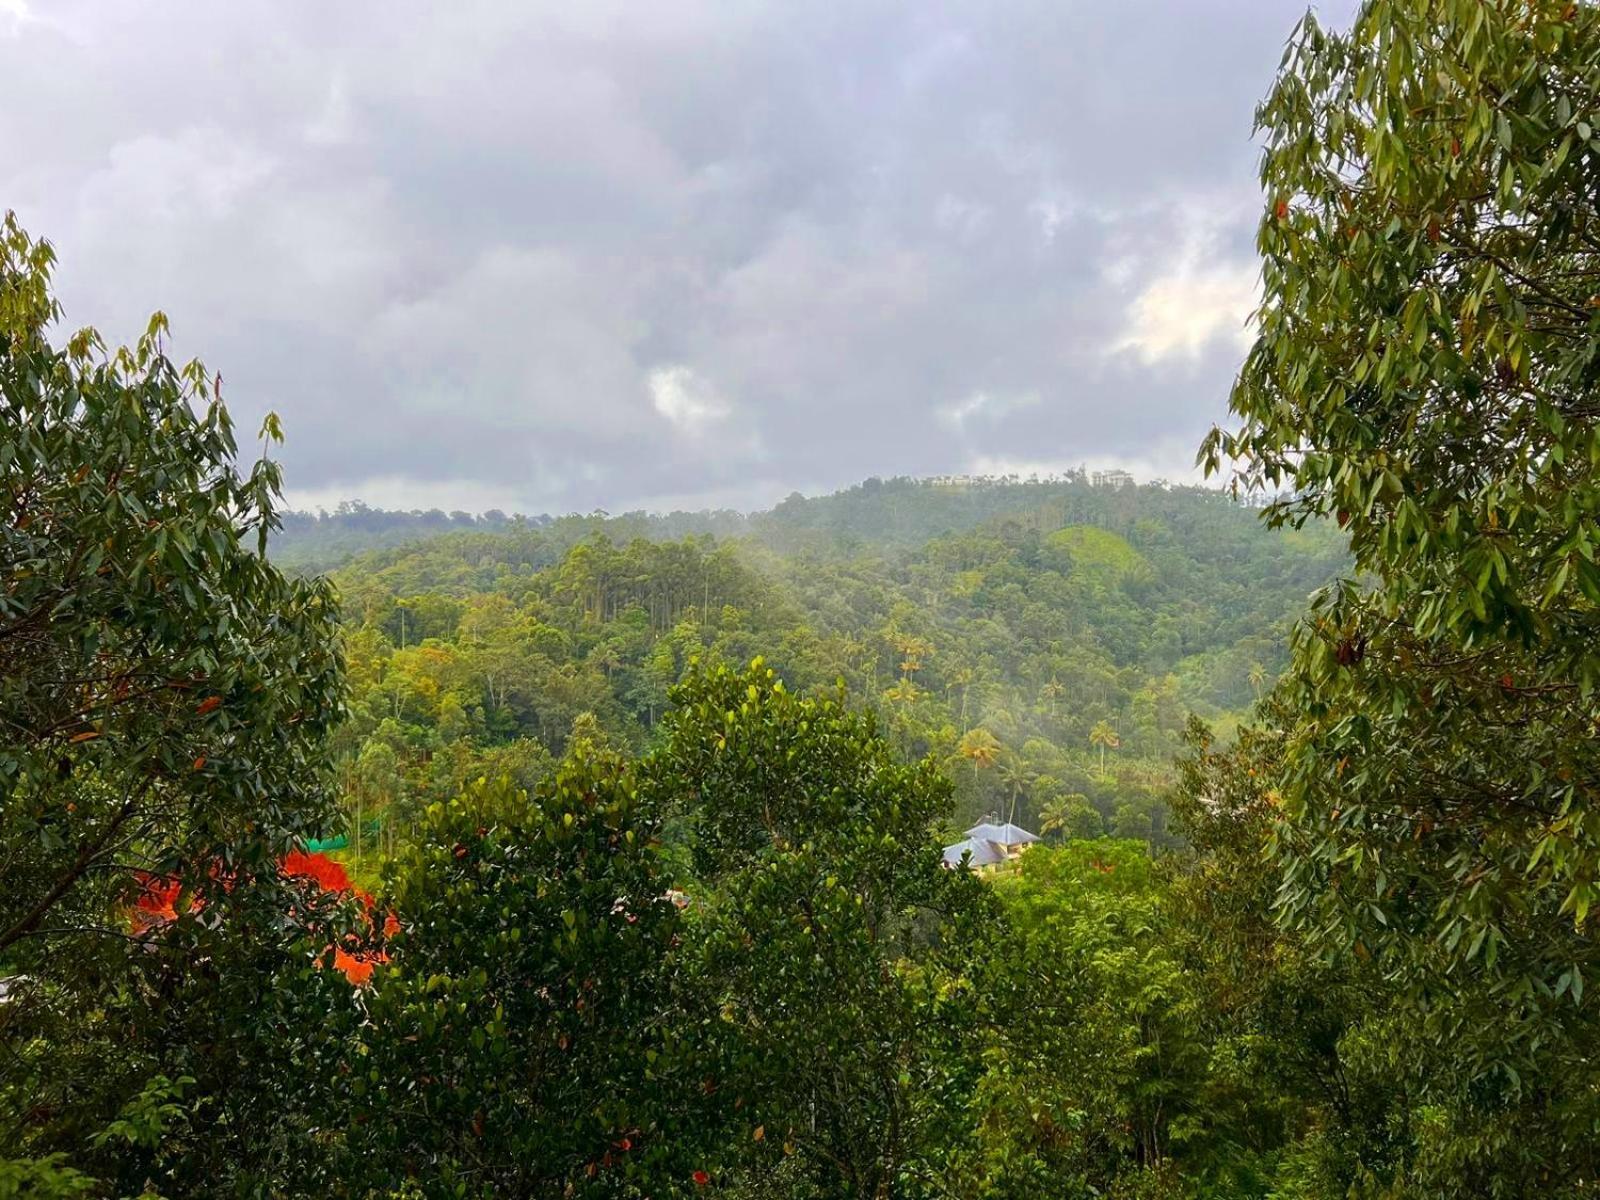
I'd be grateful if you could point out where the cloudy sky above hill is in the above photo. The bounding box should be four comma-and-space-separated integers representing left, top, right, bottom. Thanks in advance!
1, 0, 1356, 515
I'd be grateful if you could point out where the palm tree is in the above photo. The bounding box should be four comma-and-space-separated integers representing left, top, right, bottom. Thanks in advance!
882, 679, 923, 747
1039, 676, 1064, 720
1248, 661, 1267, 701
882, 679, 921, 707
895, 633, 932, 680
589, 641, 623, 681
1039, 792, 1093, 841
957, 727, 1002, 785
1089, 719, 1121, 778
996, 752, 1034, 824
951, 666, 977, 731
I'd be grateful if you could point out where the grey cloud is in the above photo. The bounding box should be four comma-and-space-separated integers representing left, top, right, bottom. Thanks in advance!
0, 0, 1359, 514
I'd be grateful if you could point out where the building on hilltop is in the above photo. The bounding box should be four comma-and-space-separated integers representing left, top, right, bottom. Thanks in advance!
942, 818, 1040, 871
1091, 469, 1135, 490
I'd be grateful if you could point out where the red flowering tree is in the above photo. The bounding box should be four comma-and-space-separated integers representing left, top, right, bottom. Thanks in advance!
130, 851, 390, 984
0, 211, 346, 1194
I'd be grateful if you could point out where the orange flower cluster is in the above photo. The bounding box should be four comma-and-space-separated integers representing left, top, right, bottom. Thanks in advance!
130, 874, 184, 929
131, 850, 396, 984
282, 848, 356, 892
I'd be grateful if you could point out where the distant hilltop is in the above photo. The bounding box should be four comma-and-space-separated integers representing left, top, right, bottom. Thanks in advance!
272, 471, 1306, 574
918, 468, 1134, 490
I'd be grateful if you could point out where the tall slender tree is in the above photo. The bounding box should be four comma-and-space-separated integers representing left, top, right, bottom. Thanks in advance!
1089, 719, 1120, 779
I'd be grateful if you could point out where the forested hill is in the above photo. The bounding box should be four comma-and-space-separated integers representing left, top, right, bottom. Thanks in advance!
316, 477, 1346, 850
21, 5, 1600, 1192
276, 473, 1315, 568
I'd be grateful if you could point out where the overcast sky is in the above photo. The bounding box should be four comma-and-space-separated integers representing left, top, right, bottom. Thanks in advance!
1, 0, 1356, 515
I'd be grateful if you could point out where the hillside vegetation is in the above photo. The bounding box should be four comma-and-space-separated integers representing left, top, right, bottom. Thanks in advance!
312, 479, 1345, 868
12, 3, 1600, 1197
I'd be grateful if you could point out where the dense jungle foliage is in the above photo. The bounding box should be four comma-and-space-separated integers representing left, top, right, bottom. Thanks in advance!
9, 1, 1600, 1197
305, 478, 1343, 879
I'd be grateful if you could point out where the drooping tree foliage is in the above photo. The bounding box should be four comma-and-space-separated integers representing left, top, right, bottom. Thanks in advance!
644, 662, 994, 1199
1202, 0, 1600, 1187
313, 662, 997, 1200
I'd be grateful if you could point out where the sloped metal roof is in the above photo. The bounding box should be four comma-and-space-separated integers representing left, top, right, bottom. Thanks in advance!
942, 837, 1008, 868
965, 821, 1039, 846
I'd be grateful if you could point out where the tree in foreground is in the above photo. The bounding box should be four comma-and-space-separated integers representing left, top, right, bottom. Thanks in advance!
643, 661, 995, 1198
0, 212, 347, 1192
335, 758, 702, 1198
325, 661, 994, 1199
958, 839, 1207, 1197
1203, 1, 1600, 1189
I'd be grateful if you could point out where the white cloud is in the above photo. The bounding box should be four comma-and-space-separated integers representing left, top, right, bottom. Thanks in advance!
1029, 196, 1077, 245
648, 364, 730, 434
365, 246, 646, 436
0, 0, 1324, 515
934, 194, 989, 240
304, 76, 354, 147
0, 0, 38, 33
82, 128, 277, 226
1113, 261, 1257, 364
1108, 197, 1260, 365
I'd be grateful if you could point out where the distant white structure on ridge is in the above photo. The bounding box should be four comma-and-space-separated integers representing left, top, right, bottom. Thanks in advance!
1091, 469, 1135, 490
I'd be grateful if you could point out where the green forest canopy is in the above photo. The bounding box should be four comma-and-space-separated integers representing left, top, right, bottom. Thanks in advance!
299, 478, 1345, 867
12, 1, 1600, 1196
